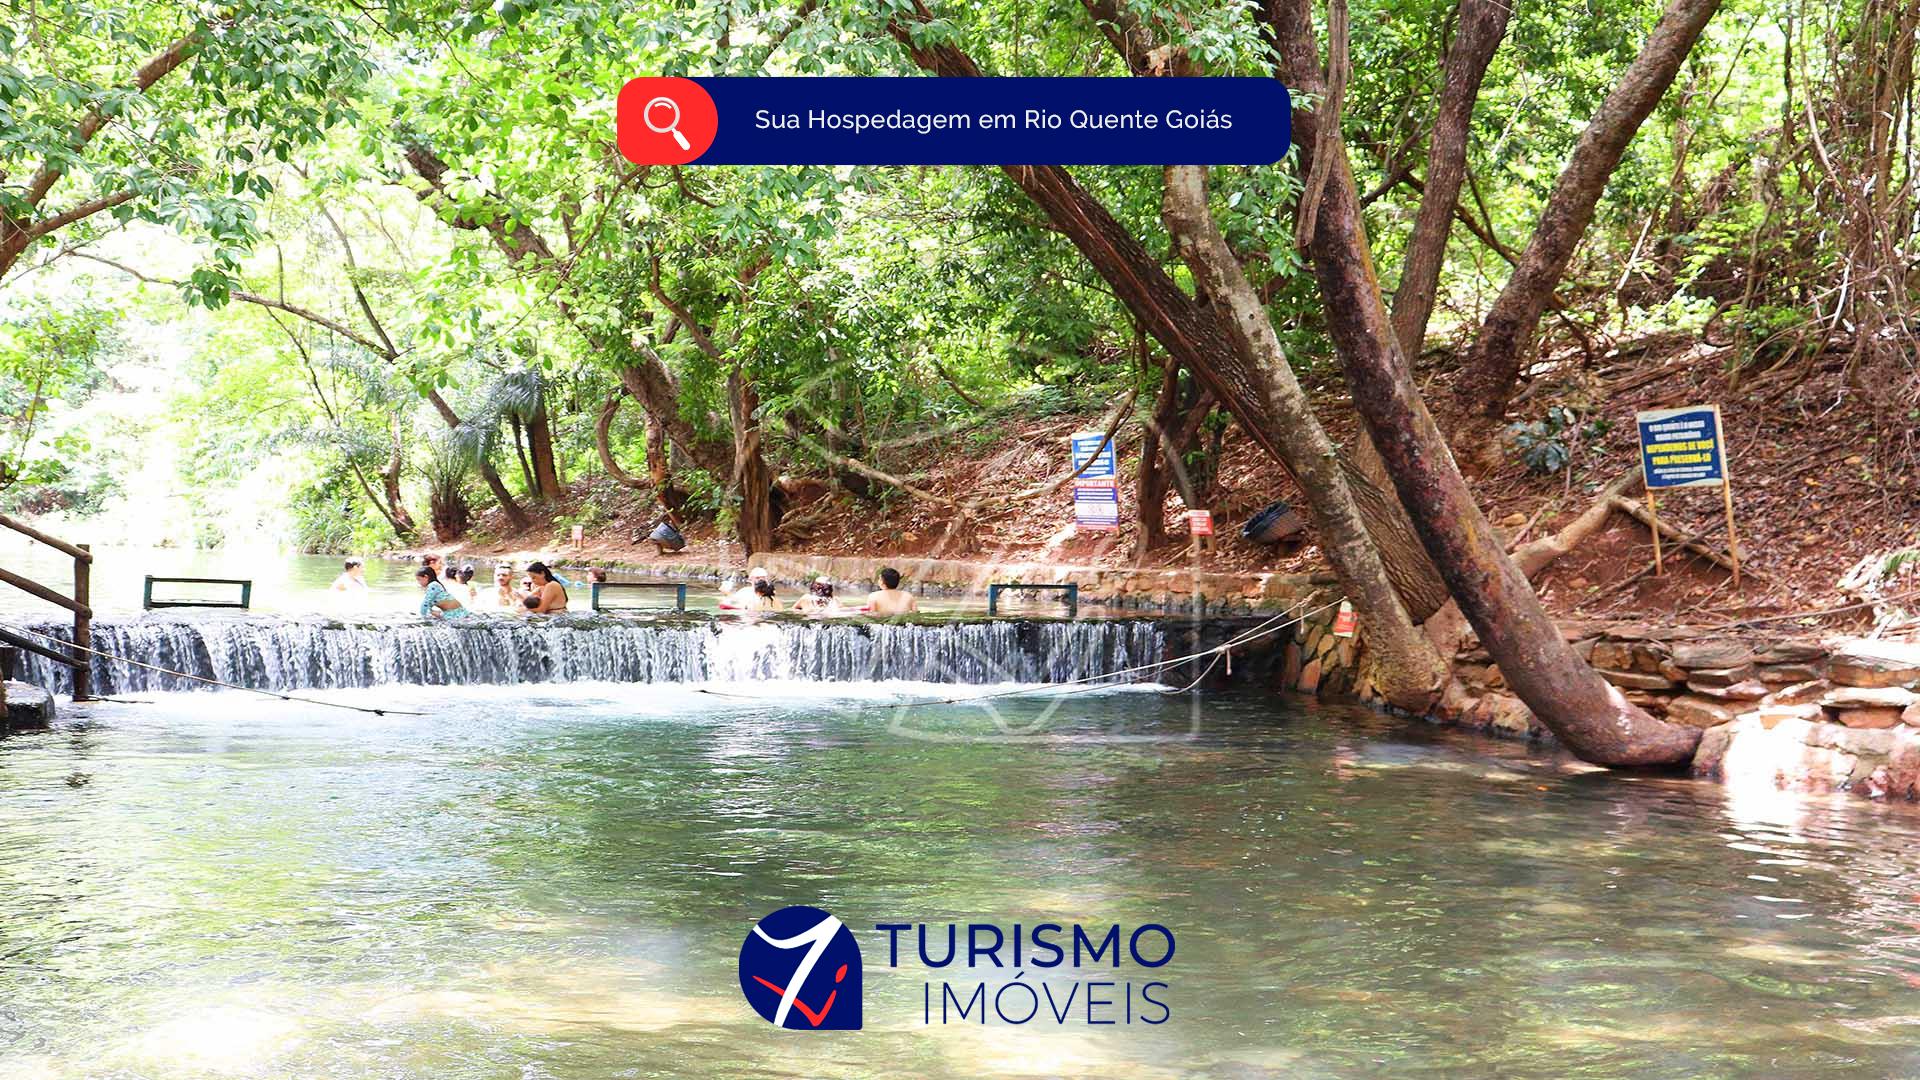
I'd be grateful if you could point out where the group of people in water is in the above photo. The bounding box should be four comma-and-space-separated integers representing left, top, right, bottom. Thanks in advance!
330, 554, 582, 620
717, 565, 919, 616
329, 555, 919, 621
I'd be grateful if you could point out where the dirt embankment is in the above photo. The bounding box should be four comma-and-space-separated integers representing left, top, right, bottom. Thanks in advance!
427, 335, 1915, 630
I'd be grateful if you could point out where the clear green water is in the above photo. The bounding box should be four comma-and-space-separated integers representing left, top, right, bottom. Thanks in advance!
3, 685, 1920, 1078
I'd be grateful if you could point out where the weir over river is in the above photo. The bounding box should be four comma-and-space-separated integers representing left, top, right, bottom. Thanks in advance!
12, 612, 1169, 695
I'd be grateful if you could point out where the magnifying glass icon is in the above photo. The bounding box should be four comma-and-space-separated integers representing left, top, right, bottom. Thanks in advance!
644, 96, 692, 151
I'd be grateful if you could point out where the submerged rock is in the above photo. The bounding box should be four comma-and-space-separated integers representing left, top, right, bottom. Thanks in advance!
3, 679, 53, 730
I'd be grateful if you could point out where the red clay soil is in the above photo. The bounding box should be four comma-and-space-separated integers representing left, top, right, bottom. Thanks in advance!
435, 335, 1916, 628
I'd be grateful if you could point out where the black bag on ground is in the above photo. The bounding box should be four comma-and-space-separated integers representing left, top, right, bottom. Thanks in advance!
648, 520, 687, 552
1243, 499, 1308, 544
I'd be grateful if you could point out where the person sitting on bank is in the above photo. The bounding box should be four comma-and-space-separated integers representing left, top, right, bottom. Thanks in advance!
416, 565, 468, 621
526, 561, 569, 614
722, 566, 771, 609
330, 558, 367, 595
793, 575, 844, 616
864, 567, 919, 615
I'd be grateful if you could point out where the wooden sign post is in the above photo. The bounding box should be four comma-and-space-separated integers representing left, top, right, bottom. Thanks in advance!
1634, 404, 1739, 588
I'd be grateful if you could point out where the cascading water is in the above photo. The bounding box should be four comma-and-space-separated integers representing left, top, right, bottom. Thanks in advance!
10, 613, 1166, 695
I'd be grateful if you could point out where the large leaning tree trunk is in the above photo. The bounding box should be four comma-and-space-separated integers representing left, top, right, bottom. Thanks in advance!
888, 4, 1450, 636
1163, 166, 1448, 707
1453, 0, 1725, 418
1267, 0, 1702, 766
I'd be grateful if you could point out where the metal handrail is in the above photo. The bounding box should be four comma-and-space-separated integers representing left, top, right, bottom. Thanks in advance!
590, 581, 688, 612
986, 582, 1079, 618
143, 576, 253, 610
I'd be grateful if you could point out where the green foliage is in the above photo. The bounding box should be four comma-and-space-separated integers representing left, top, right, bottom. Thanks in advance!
551, 498, 614, 546
1507, 406, 1611, 476
0, 300, 117, 493
0, 0, 376, 294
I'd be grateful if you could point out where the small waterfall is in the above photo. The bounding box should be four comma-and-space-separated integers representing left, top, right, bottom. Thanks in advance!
10, 613, 1166, 696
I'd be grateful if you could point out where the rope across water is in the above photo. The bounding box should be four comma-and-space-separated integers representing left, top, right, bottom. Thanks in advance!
1, 622, 427, 717
693, 594, 1345, 708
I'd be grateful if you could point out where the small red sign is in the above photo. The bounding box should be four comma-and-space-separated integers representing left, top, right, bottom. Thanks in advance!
1187, 510, 1214, 536
1332, 600, 1357, 638
617, 77, 720, 165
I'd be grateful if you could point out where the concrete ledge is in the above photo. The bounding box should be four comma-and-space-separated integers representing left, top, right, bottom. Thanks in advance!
622, 551, 1333, 614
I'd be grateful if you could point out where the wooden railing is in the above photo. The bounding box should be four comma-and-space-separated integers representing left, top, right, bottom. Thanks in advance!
0, 513, 91, 700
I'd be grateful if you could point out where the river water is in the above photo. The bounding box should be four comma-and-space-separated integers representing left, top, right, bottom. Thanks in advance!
2, 684, 1919, 1077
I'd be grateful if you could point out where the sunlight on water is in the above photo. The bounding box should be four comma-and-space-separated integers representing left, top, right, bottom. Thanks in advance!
3, 685, 1920, 1077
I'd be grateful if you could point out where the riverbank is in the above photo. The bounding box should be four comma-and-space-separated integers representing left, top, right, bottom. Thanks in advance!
380, 541, 1920, 802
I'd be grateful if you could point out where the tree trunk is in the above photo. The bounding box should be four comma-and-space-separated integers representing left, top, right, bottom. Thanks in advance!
598, 391, 649, 490
1390, 0, 1512, 356
510, 413, 536, 495
383, 418, 416, 535
729, 370, 775, 556
1269, 0, 1701, 766
1133, 361, 1179, 560
645, 414, 690, 525
1164, 165, 1448, 709
526, 403, 563, 500
601, 390, 691, 522
888, 9, 1450, 623
1454, 0, 1725, 416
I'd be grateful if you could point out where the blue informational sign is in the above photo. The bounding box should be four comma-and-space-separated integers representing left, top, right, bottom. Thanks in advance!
1070, 431, 1118, 481
1636, 405, 1728, 489
621, 77, 1291, 166
1074, 484, 1120, 529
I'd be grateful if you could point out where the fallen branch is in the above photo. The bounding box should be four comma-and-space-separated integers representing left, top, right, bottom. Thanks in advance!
1608, 494, 1752, 577
1509, 467, 1639, 578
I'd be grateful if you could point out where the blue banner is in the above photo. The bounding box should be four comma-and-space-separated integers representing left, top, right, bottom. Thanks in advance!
1070, 431, 1119, 480
1637, 405, 1727, 489
618, 77, 1291, 166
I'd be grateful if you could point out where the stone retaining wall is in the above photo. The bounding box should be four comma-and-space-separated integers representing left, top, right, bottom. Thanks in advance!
632, 551, 1333, 614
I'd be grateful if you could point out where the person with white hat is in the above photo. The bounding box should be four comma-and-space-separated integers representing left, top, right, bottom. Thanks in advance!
721, 566, 773, 610
792, 574, 844, 616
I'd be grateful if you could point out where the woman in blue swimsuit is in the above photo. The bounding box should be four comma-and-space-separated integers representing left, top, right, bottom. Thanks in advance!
416, 565, 469, 620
